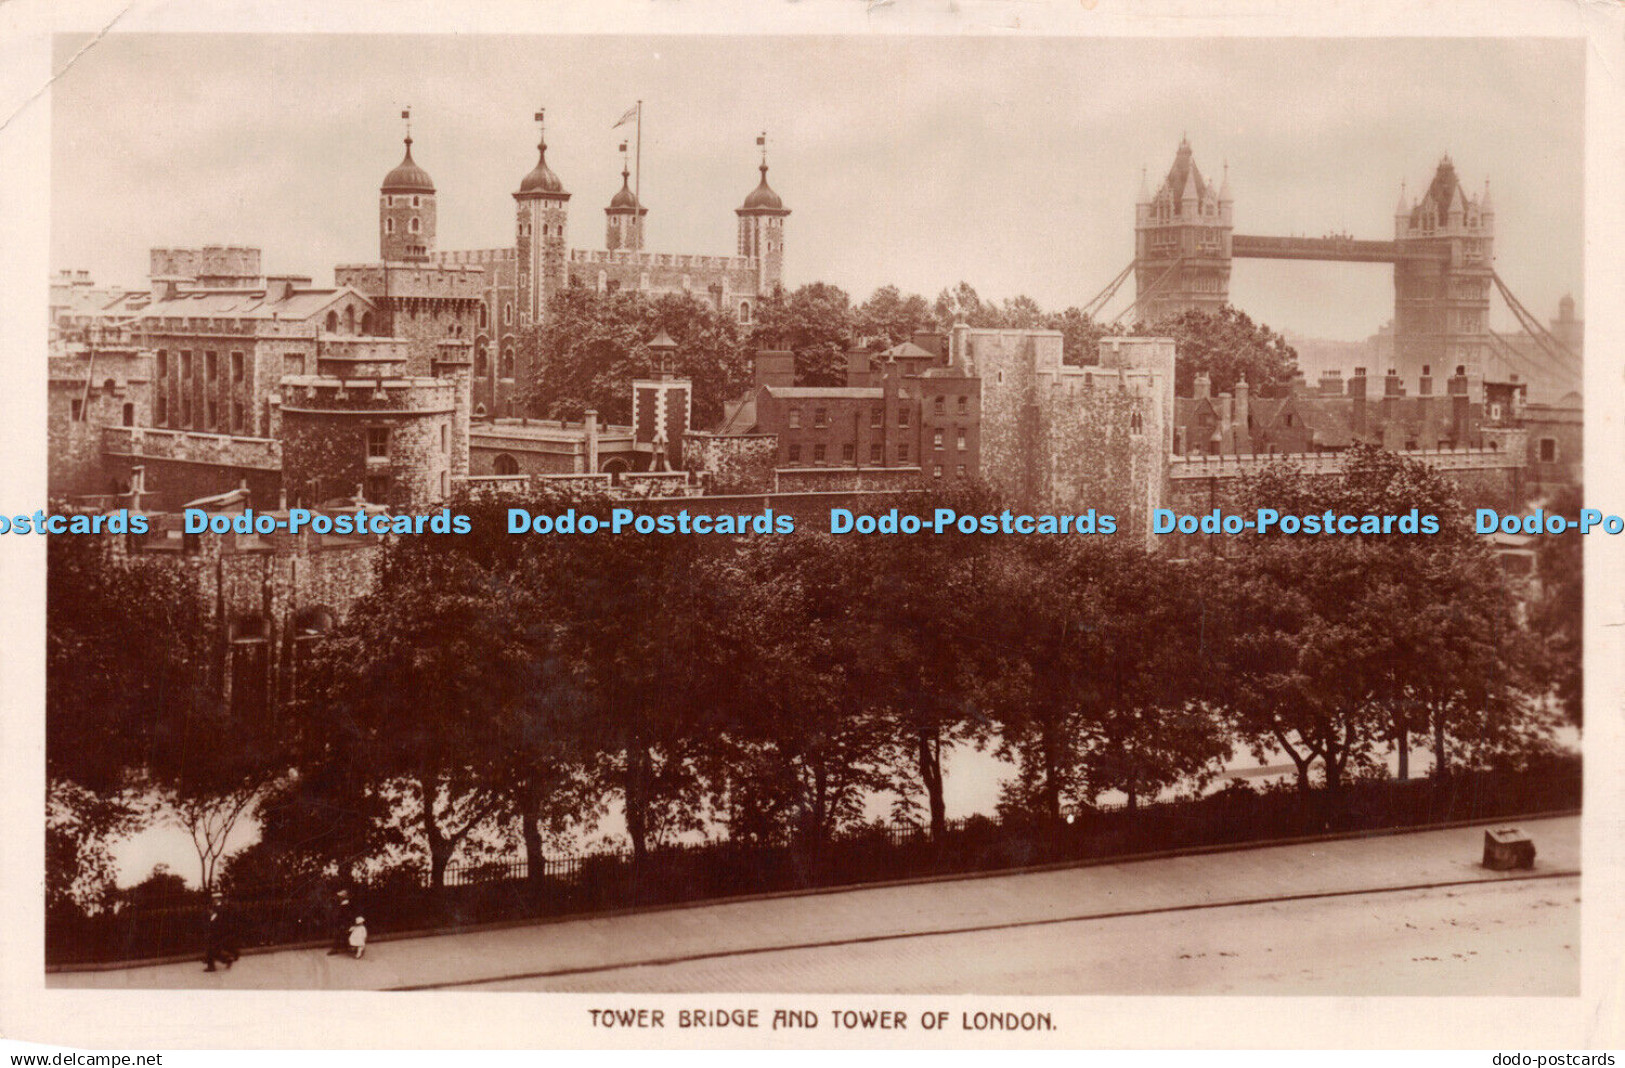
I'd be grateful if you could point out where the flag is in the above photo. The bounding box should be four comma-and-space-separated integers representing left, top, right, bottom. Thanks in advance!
757, 133, 766, 147
401, 109, 410, 120
612, 104, 638, 129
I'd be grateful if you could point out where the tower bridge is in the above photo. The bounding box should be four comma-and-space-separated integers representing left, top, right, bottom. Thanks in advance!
1095, 138, 1580, 401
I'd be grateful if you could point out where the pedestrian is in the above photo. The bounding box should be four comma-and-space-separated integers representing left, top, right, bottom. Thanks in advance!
326, 888, 353, 955
347, 915, 367, 959
202, 891, 239, 973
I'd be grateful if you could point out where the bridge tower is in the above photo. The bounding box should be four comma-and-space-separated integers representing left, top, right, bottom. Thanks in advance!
1393, 156, 1494, 390
1134, 137, 1233, 323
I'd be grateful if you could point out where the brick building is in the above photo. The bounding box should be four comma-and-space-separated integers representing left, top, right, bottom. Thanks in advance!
693, 341, 980, 492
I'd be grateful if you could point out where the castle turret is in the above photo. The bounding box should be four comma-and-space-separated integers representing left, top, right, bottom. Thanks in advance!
380, 112, 436, 263
514, 109, 571, 329
605, 148, 647, 252
736, 134, 790, 302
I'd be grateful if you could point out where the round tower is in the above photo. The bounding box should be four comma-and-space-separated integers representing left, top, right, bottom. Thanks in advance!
513, 110, 571, 328
735, 134, 790, 304
605, 148, 647, 252
380, 115, 436, 263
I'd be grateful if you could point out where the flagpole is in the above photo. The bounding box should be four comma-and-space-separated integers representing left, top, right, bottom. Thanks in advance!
634, 99, 642, 212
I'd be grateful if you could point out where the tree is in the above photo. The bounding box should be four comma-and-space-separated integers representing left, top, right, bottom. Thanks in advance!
1219, 446, 1550, 818
854, 285, 935, 351
1529, 484, 1582, 727
711, 534, 905, 851
984, 539, 1228, 821
849, 482, 1004, 837
1137, 305, 1299, 396
300, 548, 540, 889
750, 282, 856, 385
524, 288, 751, 428
46, 534, 218, 906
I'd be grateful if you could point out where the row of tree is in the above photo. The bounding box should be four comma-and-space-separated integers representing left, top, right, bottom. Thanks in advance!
46, 446, 1577, 911
521, 283, 1299, 427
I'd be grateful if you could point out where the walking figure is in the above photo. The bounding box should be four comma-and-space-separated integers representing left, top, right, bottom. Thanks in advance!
326, 889, 352, 955
348, 915, 367, 959
202, 892, 239, 973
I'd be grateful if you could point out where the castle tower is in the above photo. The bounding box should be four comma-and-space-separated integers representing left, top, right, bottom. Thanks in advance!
513, 110, 571, 327
1133, 137, 1232, 323
380, 112, 436, 263
605, 149, 647, 252
1392, 156, 1494, 388
735, 134, 790, 301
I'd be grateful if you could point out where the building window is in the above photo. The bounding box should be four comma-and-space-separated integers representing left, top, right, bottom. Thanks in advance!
233, 402, 244, 432
1539, 438, 1557, 463
842, 442, 855, 463
933, 429, 944, 451
364, 475, 391, 502
501, 349, 515, 378
231, 351, 244, 382
788, 408, 802, 429
326, 311, 338, 333
813, 444, 827, 464
933, 464, 944, 479
1490, 404, 1503, 420
441, 425, 449, 453
155, 396, 167, 424
70, 399, 83, 421
386, 218, 395, 234
933, 395, 946, 416
788, 444, 801, 464
957, 428, 968, 450
122, 403, 134, 427
956, 464, 967, 478
814, 407, 828, 428
206, 351, 218, 380
739, 300, 752, 323
441, 470, 448, 497
957, 396, 969, 415
180, 398, 191, 425
475, 346, 488, 376
367, 426, 389, 459
898, 443, 909, 462
870, 406, 883, 429
180, 350, 192, 378
207, 400, 218, 429
412, 196, 420, 208
898, 408, 910, 428
409, 217, 420, 234
156, 350, 168, 376
504, 303, 513, 326
1130, 411, 1144, 435
870, 443, 882, 464
493, 454, 520, 475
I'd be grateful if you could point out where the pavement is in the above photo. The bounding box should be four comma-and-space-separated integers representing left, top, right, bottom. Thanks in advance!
48, 815, 1578, 996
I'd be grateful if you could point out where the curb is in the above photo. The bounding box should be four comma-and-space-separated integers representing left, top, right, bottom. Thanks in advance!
47, 807, 1580, 974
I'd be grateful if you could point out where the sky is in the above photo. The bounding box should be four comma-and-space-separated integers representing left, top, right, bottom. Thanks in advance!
50, 35, 1582, 342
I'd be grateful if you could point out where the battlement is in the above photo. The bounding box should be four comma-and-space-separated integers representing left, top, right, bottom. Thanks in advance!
433, 248, 515, 266
1167, 444, 1523, 481
569, 249, 753, 272
277, 376, 458, 414
101, 425, 282, 470
333, 263, 486, 299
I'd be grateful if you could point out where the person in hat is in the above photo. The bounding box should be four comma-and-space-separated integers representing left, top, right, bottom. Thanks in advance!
202, 891, 239, 972
326, 888, 353, 955
347, 914, 368, 959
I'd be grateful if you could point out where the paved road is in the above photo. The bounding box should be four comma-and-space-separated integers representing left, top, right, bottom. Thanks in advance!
50, 815, 1578, 996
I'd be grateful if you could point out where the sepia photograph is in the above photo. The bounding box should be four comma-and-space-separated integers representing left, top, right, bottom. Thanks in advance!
4, 1, 1621, 1053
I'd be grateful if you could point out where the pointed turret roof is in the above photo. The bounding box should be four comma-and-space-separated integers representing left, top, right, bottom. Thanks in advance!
1155, 136, 1211, 218
518, 136, 567, 196
1410, 155, 1460, 227
740, 161, 786, 212
608, 165, 642, 211
382, 136, 435, 194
